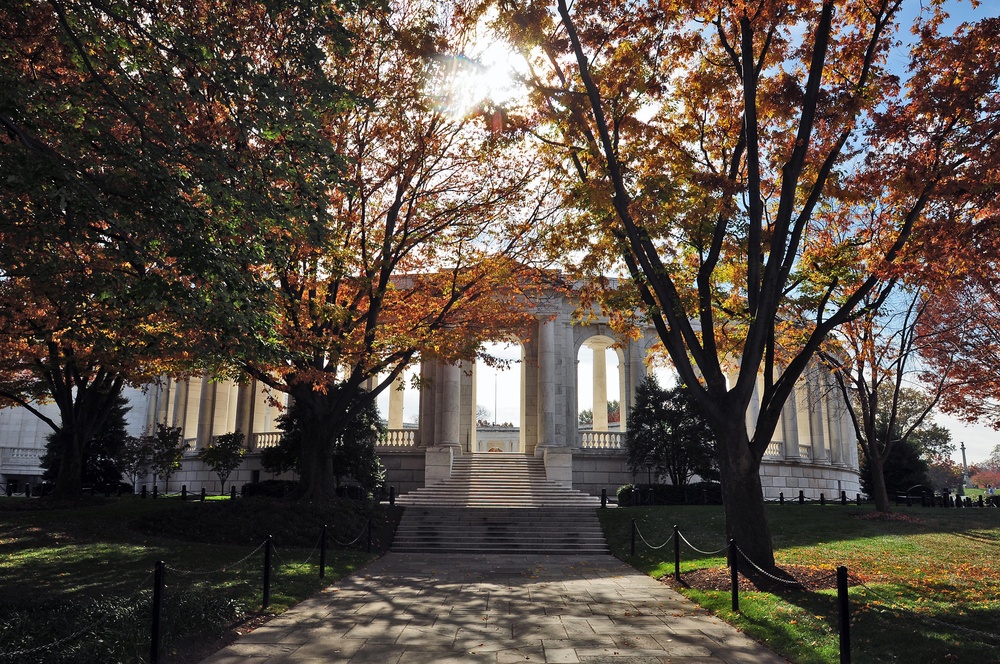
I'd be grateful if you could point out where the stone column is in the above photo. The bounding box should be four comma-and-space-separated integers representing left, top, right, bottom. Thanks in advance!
592, 343, 609, 432
235, 380, 255, 438
388, 374, 405, 430
196, 374, 217, 449
537, 317, 557, 450
441, 362, 462, 452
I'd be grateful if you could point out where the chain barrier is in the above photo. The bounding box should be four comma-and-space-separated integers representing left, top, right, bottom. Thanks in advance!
271, 530, 324, 571
633, 523, 674, 550
733, 544, 809, 587
165, 539, 267, 577
330, 521, 369, 548
848, 574, 1000, 643
0, 571, 153, 659
677, 530, 729, 556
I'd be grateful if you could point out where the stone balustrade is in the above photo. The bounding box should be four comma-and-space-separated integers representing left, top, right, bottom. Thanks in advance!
580, 431, 625, 450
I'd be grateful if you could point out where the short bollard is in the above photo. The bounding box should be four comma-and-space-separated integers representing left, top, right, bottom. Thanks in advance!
630, 519, 637, 556
841, 490, 847, 506
389, 486, 396, 507
152, 485, 158, 499
263, 535, 273, 608
821, 493, 826, 506
201, 487, 207, 502
601, 488, 607, 508
799, 490, 805, 504
151, 561, 165, 664
319, 525, 328, 579
856, 493, 861, 506
837, 565, 850, 663
230, 486, 236, 500
25, 483, 31, 498
979, 495, 985, 508
141, 485, 147, 499
181, 485, 187, 501
729, 539, 739, 612
673, 525, 681, 582
779, 492, 784, 505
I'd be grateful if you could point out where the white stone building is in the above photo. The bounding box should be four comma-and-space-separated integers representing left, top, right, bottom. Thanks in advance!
1, 289, 860, 500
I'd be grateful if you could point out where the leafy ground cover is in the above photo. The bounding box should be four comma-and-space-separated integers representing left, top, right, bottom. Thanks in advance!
599, 503, 1000, 663
0, 495, 401, 663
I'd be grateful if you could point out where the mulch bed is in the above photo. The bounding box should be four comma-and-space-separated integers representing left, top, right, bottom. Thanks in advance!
666, 564, 840, 592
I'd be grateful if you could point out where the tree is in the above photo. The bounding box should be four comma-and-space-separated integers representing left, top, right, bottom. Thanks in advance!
120, 433, 152, 491
0, 0, 357, 497
860, 439, 929, 499
197, 431, 246, 495
820, 287, 957, 512
233, 2, 552, 501
484, 0, 1000, 566
40, 392, 131, 491
626, 376, 717, 487
927, 457, 963, 493
261, 386, 386, 497
148, 424, 186, 493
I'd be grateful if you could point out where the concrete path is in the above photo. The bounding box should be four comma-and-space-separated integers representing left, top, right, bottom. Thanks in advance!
197, 553, 788, 664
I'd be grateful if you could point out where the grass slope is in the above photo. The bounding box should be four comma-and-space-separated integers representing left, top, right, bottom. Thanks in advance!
0, 496, 401, 663
599, 503, 1000, 664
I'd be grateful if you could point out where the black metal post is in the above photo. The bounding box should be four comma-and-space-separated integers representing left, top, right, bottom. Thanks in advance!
799, 490, 805, 504
151, 561, 165, 664
630, 518, 637, 556
601, 488, 607, 508
673, 525, 681, 582
838, 565, 850, 663
181, 485, 187, 501
367, 517, 372, 553
821, 493, 826, 506
201, 487, 206, 502
729, 539, 739, 612
263, 535, 272, 608
841, 491, 847, 506
319, 525, 327, 579
389, 486, 396, 507
152, 485, 158, 499
856, 493, 861, 506
24, 483, 30, 498
141, 485, 147, 499
779, 491, 784, 505
231, 486, 236, 500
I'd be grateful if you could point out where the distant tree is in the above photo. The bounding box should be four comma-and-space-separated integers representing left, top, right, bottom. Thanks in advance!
927, 457, 964, 493
121, 434, 153, 491
626, 376, 717, 487
970, 470, 1000, 490
860, 440, 929, 499
476, 405, 493, 427
579, 409, 593, 426
197, 432, 246, 495
980, 444, 1000, 474
579, 401, 620, 426
148, 425, 186, 493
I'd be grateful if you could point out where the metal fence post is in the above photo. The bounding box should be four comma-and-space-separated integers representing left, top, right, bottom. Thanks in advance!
263, 535, 272, 608
601, 488, 607, 508
319, 525, 328, 579
630, 519, 637, 556
151, 561, 165, 664
729, 539, 739, 612
838, 566, 850, 663
389, 486, 396, 507
673, 525, 681, 582
181, 485, 187, 501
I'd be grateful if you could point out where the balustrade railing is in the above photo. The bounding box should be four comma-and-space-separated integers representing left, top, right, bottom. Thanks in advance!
0, 446, 44, 469
379, 429, 416, 448
250, 432, 282, 450
580, 431, 625, 450
763, 441, 782, 458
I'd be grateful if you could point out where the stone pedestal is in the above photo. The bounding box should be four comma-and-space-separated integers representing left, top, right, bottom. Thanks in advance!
543, 447, 573, 488
424, 446, 453, 485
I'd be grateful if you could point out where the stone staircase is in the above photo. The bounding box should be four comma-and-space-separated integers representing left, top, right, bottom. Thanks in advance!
391, 454, 609, 554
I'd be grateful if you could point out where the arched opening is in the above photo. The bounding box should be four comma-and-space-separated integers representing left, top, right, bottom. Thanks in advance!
375, 364, 420, 445
473, 340, 523, 452
578, 336, 623, 433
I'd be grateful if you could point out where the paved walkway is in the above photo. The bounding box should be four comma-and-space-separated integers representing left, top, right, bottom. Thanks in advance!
198, 553, 788, 664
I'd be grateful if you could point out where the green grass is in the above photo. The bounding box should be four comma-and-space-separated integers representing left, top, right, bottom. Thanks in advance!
0, 495, 401, 663
599, 504, 1000, 664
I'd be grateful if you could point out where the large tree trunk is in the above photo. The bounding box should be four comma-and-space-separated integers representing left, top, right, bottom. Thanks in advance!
715, 417, 775, 570
52, 430, 86, 498
867, 450, 892, 512
292, 387, 345, 502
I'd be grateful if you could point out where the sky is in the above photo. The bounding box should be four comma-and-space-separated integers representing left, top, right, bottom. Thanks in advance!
374, 0, 1000, 466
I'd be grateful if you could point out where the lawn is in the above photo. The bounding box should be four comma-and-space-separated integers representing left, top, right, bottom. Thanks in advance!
0, 495, 402, 663
599, 503, 1000, 664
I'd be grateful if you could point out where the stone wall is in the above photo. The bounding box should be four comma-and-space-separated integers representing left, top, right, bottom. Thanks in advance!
380, 449, 426, 495
572, 450, 633, 497
759, 461, 861, 501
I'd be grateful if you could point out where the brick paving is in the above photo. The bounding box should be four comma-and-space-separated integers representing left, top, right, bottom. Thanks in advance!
197, 553, 788, 663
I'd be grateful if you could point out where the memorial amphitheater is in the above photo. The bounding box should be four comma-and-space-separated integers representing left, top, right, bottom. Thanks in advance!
0, 287, 861, 500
